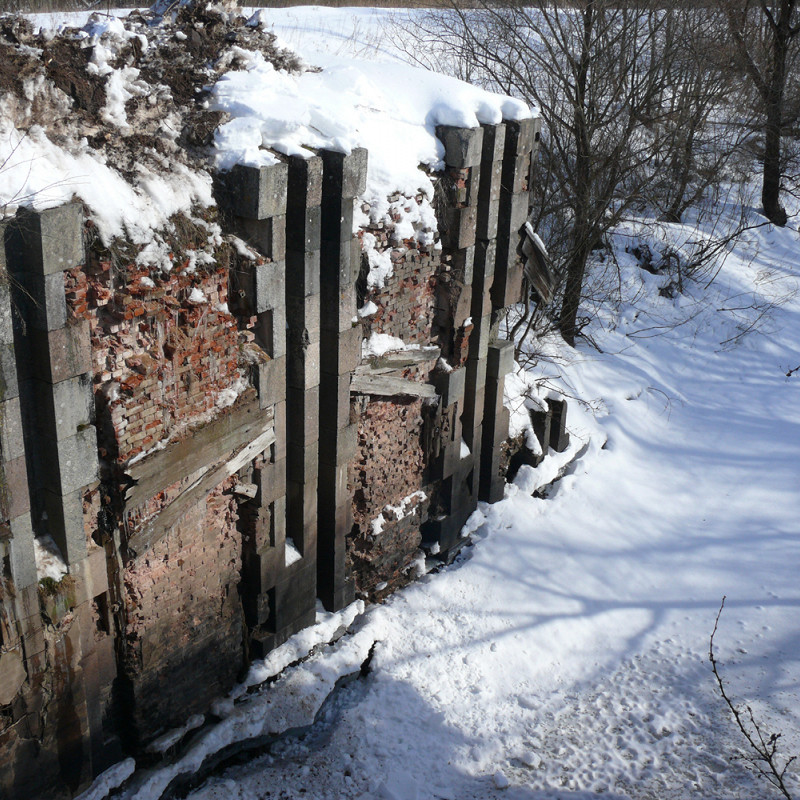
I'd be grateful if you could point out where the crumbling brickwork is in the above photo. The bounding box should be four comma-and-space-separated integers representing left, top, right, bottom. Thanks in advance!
349, 396, 429, 597
0, 116, 539, 799
121, 480, 243, 739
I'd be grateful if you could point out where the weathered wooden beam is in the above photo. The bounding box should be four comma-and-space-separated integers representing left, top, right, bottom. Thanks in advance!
349, 374, 437, 399
127, 427, 276, 555
125, 392, 273, 509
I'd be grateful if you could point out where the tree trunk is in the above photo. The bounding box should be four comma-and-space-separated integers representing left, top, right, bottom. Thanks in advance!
558, 1, 594, 347
558, 241, 591, 346
761, 3, 791, 227
762, 102, 788, 225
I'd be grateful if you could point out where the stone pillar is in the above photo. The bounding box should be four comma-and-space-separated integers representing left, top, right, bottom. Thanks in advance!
317, 148, 367, 611
492, 118, 540, 310
480, 339, 514, 502
277, 154, 324, 634
477, 118, 541, 502
428, 126, 485, 554
7, 205, 97, 566
220, 161, 319, 653
3, 204, 119, 792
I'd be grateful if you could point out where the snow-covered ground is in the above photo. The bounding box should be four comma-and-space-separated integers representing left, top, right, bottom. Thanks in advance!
27, 7, 797, 800
142, 206, 795, 800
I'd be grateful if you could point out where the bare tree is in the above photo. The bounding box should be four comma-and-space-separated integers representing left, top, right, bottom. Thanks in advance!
720, 0, 800, 226
401, 2, 744, 346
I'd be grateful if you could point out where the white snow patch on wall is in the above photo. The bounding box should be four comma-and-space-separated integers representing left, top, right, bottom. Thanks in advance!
33, 533, 68, 581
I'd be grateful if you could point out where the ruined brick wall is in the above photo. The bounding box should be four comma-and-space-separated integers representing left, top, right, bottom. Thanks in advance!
0, 118, 540, 799
348, 396, 430, 598
120, 480, 242, 738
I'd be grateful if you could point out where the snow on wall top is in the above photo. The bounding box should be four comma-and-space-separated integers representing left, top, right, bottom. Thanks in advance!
0, 2, 532, 256
210, 16, 531, 207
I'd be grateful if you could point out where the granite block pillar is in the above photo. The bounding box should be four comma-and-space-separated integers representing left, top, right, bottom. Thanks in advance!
317, 147, 367, 611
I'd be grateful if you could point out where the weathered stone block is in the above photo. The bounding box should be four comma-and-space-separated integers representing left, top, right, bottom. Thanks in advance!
0, 396, 25, 462
7, 513, 36, 588
452, 283, 473, 328
549, 398, 570, 453
320, 325, 361, 377
504, 117, 538, 159
41, 488, 87, 564
2, 455, 30, 519
226, 162, 289, 220
467, 314, 492, 362
287, 385, 320, 444
287, 477, 318, 540
319, 422, 357, 467
287, 154, 323, 210
286, 205, 322, 253
237, 215, 287, 261
318, 579, 355, 614
442, 206, 477, 250
318, 460, 349, 508
481, 122, 506, 164
0, 342, 18, 400
450, 246, 475, 285
25, 321, 91, 384
253, 355, 286, 409
321, 148, 368, 200
433, 366, 466, 407
286, 292, 321, 336
318, 372, 351, 433
272, 401, 287, 462
273, 559, 317, 629
511, 153, 532, 194
487, 339, 515, 379
0, 279, 12, 346
286, 249, 321, 298
0, 649, 26, 706
259, 458, 286, 505
510, 191, 530, 235
15, 271, 68, 332
41, 374, 94, 442
287, 334, 320, 392
38, 427, 98, 497
254, 304, 287, 360
287, 438, 319, 483
254, 260, 285, 314
437, 125, 484, 168
14, 203, 84, 275
462, 359, 487, 434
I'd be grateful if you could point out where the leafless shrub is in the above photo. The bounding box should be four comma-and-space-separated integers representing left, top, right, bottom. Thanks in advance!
710, 596, 798, 800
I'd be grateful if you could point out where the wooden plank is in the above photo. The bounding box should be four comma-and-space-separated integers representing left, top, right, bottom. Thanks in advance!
350, 374, 437, 399
125, 391, 273, 509
127, 427, 276, 555
372, 347, 440, 369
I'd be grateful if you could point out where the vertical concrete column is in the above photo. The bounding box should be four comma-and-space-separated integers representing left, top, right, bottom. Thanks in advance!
429, 126, 485, 554
280, 154, 324, 628
317, 148, 367, 611
7, 204, 97, 566
221, 162, 294, 653
491, 118, 540, 310
5, 204, 119, 782
0, 223, 46, 691
481, 340, 514, 502
463, 124, 506, 482
472, 124, 509, 503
